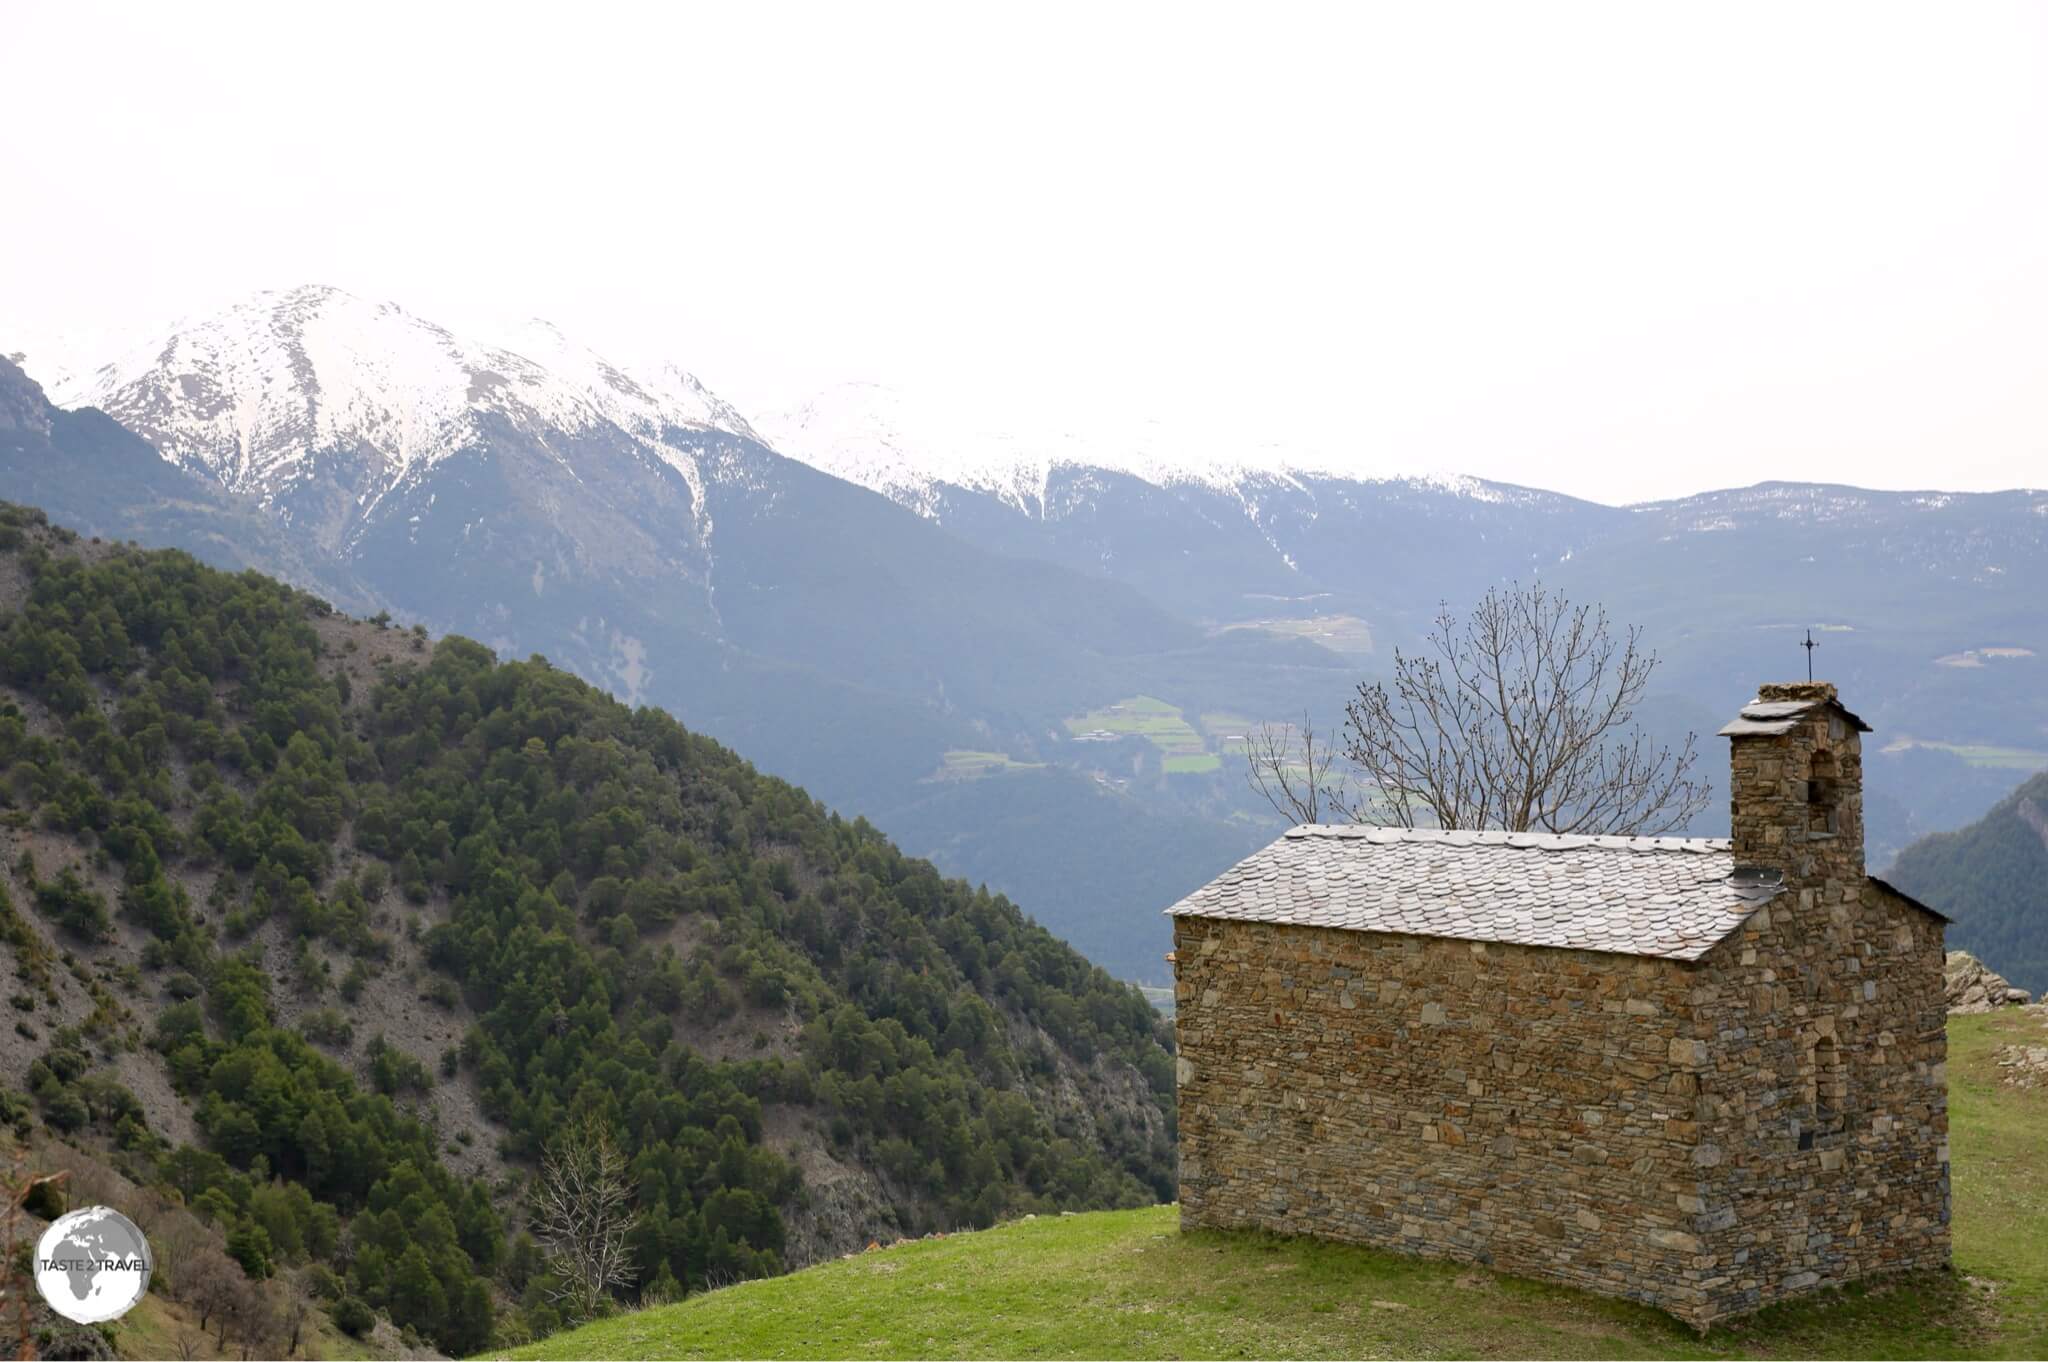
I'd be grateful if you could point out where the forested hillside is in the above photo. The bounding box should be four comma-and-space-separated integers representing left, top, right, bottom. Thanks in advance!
0, 503, 1174, 1354
1887, 770, 2048, 994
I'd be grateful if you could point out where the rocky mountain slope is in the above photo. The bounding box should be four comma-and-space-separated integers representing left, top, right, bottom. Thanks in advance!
0, 505, 1176, 1352
1889, 771, 2048, 994
0, 354, 381, 614
759, 380, 1600, 628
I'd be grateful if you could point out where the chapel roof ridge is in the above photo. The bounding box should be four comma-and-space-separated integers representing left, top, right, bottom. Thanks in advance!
1173, 823, 1780, 960
1284, 824, 1731, 854
1717, 682, 1873, 737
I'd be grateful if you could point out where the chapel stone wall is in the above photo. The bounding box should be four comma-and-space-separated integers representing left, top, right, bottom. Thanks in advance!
1173, 914, 1730, 1323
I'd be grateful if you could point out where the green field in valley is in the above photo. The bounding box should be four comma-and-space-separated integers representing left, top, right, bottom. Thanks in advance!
1215, 614, 1377, 656
1061, 697, 1333, 778
933, 749, 1048, 780
1881, 737, 2048, 772
503, 1009, 2047, 1361
1066, 696, 1218, 775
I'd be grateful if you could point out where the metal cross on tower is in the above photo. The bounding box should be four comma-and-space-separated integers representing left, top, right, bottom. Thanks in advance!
1802, 628, 1818, 682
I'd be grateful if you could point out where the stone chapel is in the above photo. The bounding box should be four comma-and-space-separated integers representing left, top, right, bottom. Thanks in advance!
1167, 681, 1950, 1326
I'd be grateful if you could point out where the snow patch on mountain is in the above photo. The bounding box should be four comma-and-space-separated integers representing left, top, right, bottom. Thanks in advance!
758, 381, 1498, 518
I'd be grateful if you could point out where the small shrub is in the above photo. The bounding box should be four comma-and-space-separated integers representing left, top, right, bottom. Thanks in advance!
42, 1087, 89, 1133
0, 1089, 32, 1137
332, 1296, 375, 1337
303, 1263, 342, 1300
366, 1035, 431, 1094
34, 870, 110, 942
299, 1008, 354, 1047
33, 1324, 113, 1360
22, 1178, 66, 1221
339, 960, 370, 1002
226, 1222, 273, 1279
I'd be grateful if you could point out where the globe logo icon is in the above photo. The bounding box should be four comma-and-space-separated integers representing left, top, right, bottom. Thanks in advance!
34, 1206, 153, 1324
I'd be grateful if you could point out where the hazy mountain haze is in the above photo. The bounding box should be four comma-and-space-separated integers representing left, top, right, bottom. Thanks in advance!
6, 2, 2048, 503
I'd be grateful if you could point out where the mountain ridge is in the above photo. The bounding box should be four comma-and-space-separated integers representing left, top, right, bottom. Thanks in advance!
35, 285, 756, 507
22, 292, 2047, 526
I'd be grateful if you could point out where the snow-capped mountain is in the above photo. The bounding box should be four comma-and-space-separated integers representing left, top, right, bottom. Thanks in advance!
0, 352, 383, 613
757, 379, 1501, 519
32, 285, 756, 534
4, 285, 1238, 816
757, 380, 1599, 626
9, 286, 842, 711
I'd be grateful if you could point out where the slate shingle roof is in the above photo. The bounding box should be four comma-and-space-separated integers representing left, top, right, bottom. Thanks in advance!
1716, 695, 1872, 737
1165, 825, 1787, 961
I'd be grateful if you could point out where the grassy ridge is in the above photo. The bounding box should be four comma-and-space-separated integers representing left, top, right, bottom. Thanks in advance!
506, 1010, 2044, 1360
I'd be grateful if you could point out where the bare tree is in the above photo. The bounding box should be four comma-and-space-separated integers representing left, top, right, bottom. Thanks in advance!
234, 1282, 279, 1361
531, 1118, 639, 1322
65, 1158, 123, 1213
1242, 711, 1350, 825
184, 1247, 243, 1341
130, 1184, 212, 1305
1340, 583, 1709, 835
213, 1272, 257, 1352
280, 1290, 312, 1358
172, 1327, 206, 1362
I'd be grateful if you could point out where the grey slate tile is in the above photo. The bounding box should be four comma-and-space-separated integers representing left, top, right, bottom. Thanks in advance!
1164, 825, 1783, 961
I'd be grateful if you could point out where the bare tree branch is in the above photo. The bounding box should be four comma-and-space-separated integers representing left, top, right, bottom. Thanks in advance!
1339, 583, 1710, 836
532, 1117, 640, 1323
1242, 711, 1351, 825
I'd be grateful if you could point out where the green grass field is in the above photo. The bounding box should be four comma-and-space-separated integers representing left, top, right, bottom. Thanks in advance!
932, 749, 1048, 780
503, 1010, 2045, 1360
1215, 615, 1377, 655
1880, 737, 2048, 771
1066, 696, 1216, 775
1199, 712, 1256, 742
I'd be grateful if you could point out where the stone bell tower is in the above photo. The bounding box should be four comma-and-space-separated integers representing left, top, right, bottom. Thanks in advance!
1717, 681, 1870, 889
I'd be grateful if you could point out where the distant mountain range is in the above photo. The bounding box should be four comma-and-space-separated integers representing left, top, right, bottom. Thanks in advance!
8, 286, 2045, 983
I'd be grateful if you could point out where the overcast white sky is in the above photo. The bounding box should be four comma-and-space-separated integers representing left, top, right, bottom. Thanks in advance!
4, 1, 2046, 503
